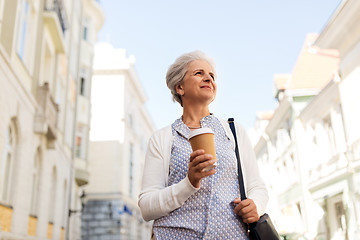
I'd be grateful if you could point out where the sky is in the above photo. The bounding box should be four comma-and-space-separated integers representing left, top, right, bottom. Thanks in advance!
96, 0, 342, 131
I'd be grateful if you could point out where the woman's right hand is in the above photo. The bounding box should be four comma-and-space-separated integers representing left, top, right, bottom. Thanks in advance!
188, 149, 216, 188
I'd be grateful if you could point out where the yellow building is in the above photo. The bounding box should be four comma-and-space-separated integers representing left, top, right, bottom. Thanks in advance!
0, 0, 104, 239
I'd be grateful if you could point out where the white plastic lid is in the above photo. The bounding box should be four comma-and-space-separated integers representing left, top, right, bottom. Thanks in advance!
188, 127, 214, 140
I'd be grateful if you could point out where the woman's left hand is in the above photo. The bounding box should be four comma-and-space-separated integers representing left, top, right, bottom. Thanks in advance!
232, 198, 259, 224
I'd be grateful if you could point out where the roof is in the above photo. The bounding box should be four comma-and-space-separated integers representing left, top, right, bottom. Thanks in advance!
256, 111, 274, 121
286, 33, 340, 90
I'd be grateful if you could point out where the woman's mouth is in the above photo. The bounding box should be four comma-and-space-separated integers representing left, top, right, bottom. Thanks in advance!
201, 86, 212, 89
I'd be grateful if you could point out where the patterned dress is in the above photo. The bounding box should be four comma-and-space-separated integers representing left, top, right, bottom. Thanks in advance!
153, 115, 248, 239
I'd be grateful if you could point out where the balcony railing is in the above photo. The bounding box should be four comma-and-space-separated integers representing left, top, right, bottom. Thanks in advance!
308, 152, 348, 185
34, 83, 59, 148
44, 0, 67, 33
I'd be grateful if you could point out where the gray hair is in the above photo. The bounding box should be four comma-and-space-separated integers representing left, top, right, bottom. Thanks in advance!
166, 51, 216, 106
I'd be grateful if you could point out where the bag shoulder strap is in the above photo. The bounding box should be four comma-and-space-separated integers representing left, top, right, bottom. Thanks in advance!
228, 118, 247, 201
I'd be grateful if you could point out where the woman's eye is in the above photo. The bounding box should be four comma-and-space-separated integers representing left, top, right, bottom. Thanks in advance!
195, 71, 202, 75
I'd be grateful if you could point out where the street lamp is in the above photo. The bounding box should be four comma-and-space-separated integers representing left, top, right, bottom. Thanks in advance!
68, 191, 86, 216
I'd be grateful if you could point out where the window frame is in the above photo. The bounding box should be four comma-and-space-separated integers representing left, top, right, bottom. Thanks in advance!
16, 0, 31, 61
30, 149, 42, 216
48, 167, 57, 223
0, 123, 16, 204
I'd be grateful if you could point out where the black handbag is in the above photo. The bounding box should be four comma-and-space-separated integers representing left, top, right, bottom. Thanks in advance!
228, 118, 281, 240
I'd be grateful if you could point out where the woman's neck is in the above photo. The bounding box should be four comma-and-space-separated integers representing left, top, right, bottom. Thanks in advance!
182, 104, 210, 128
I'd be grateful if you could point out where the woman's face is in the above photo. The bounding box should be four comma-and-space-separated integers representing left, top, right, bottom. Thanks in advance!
177, 60, 217, 106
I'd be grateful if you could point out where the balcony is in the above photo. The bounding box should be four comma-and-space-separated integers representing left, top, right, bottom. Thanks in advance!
308, 152, 349, 190
34, 83, 59, 148
44, 0, 66, 33
74, 158, 89, 186
43, 0, 66, 53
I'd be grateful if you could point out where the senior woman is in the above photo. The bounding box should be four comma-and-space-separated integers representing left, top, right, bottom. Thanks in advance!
138, 51, 268, 239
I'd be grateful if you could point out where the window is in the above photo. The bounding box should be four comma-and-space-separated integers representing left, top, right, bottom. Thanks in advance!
75, 136, 82, 158
82, 17, 90, 41
83, 26, 88, 41
80, 77, 86, 96
79, 68, 88, 97
75, 125, 85, 159
16, 0, 31, 61
0, 123, 16, 203
48, 167, 57, 223
334, 201, 346, 232
30, 149, 42, 215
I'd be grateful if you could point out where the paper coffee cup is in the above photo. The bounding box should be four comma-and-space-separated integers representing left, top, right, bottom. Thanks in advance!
188, 127, 217, 171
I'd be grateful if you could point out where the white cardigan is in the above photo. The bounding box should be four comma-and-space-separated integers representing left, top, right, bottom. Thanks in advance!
138, 118, 268, 222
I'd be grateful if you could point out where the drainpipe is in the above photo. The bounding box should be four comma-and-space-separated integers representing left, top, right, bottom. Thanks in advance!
65, 0, 83, 239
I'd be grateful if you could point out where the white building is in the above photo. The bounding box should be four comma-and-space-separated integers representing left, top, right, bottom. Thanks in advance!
303, 0, 360, 239
254, 0, 360, 236
0, 0, 104, 239
252, 33, 341, 239
83, 43, 155, 240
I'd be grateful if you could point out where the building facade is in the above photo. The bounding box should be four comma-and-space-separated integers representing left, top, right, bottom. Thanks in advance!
0, 0, 104, 239
83, 43, 155, 240
252, 1, 360, 238
305, 1, 360, 239
252, 33, 341, 239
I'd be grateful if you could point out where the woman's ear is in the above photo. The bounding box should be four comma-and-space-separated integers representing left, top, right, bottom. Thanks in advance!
176, 85, 184, 96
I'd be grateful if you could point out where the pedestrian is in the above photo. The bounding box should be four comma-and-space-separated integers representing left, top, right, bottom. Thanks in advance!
138, 51, 269, 239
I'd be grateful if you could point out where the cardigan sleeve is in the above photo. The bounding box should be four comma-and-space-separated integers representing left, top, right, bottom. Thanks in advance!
236, 122, 269, 216
138, 128, 199, 221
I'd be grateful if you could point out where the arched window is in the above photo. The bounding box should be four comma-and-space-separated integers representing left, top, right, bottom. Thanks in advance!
48, 167, 57, 223
0, 123, 17, 203
30, 148, 42, 216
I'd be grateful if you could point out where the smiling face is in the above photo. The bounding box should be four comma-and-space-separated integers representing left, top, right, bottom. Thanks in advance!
176, 60, 217, 107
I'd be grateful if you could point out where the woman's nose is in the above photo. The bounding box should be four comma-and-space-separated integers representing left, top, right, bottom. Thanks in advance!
203, 73, 213, 82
